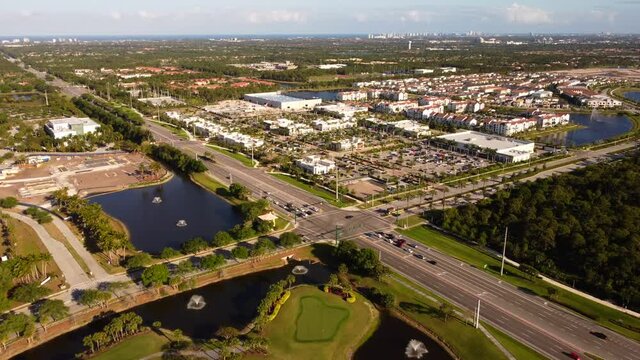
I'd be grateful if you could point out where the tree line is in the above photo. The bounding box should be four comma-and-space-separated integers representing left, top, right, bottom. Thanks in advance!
147, 143, 207, 174
82, 312, 143, 355
438, 155, 640, 310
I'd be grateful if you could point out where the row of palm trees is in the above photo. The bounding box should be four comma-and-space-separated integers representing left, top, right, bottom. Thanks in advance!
51, 188, 131, 264
82, 312, 143, 354
8, 253, 53, 285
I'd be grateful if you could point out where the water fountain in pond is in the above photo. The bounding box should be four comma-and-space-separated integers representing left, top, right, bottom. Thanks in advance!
405, 339, 429, 359
176, 219, 187, 227
187, 295, 206, 310
291, 265, 308, 275
152, 196, 162, 204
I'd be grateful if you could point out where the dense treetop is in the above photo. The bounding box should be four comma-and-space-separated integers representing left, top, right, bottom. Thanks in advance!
440, 155, 640, 310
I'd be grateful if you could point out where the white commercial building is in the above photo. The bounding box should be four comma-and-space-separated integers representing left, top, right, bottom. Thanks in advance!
263, 118, 314, 136
337, 91, 368, 101
485, 117, 537, 136
44, 117, 101, 139
244, 92, 322, 110
312, 118, 357, 132
585, 95, 622, 108
217, 132, 264, 149
296, 155, 336, 175
437, 131, 534, 163
330, 137, 364, 151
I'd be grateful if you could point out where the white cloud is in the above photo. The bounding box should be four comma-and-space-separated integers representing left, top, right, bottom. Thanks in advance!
138, 10, 159, 20
246, 10, 307, 24
111, 11, 122, 21
590, 9, 617, 23
399, 10, 432, 23
505, 3, 552, 25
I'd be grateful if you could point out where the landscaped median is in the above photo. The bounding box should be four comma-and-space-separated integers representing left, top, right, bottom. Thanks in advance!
270, 173, 356, 208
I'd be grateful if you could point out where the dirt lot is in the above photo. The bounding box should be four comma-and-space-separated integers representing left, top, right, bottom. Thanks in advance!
0, 153, 165, 204
346, 178, 386, 199
551, 68, 640, 81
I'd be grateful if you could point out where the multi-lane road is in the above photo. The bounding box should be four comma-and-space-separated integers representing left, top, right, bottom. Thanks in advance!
144, 119, 640, 360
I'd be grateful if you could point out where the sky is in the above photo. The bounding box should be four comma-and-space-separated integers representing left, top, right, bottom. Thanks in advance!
0, 0, 638, 36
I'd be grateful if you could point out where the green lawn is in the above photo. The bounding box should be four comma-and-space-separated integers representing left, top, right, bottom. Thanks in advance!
252, 285, 377, 360
483, 323, 548, 360
206, 144, 256, 167
271, 174, 356, 208
357, 274, 510, 360
149, 120, 189, 140
399, 225, 640, 342
92, 331, 169, 360
295, 296, 350, 342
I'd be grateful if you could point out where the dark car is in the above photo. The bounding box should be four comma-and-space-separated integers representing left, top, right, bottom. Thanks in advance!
590, 331, 607, 340
345, 215, 354, 219
414, 254, 426, 260
427, 260, 437, 265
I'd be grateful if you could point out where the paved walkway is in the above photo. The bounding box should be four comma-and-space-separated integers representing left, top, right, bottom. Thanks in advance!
50, 216, 109, 279
5, 210, 90, 286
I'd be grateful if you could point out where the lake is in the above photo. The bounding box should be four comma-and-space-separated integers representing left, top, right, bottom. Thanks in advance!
354, 313, 453, 360
14, 261, 452, 360
90, 175, 243, 253
624, 91, 640, 103
536, 113, 633, 147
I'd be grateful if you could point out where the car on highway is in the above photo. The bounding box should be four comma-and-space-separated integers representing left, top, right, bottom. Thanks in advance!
569, 352, 581, 360
427, 260, 437, 265
404, 248, 414, 254
407, 243, 418, 249
590, 331, 607, 340
345, 215, 354, 219
414, 254, 426, 260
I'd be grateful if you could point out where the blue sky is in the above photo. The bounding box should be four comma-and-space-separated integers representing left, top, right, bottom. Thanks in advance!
0, 0, 638, 36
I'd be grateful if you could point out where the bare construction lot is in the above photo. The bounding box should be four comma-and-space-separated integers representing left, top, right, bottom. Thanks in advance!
0, 153, 164, 204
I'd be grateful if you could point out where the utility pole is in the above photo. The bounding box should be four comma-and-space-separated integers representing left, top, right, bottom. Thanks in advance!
335, 163, 339, 202
335, 225, 341, 246
251, 144, 254, 166
500, 226, 508, 277
44, 90, 49, 106
475, 299, 481, 328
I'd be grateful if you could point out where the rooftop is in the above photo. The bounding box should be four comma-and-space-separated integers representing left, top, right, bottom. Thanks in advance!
438, 130, 532, 150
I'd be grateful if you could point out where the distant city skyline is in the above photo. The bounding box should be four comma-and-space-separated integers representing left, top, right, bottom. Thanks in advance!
0, 0, 638, 36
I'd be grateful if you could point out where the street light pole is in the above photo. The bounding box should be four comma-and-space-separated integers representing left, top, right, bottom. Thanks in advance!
500, 226, 508, 277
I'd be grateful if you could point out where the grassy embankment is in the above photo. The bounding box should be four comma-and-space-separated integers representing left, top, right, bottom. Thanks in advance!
271, 173, 356, 208
190, 172, 288, 230
4, 217, 65, 297
399, 225, 640, 342
149, 119, 190, 140
248, 285, 377, 360
205, 144, 256, 168
91, 330, 170, 360
483, 323, 548, 360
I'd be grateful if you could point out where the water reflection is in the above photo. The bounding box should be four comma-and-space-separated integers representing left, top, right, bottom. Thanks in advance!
536, 113, 632, 147
89, 175, 243, 253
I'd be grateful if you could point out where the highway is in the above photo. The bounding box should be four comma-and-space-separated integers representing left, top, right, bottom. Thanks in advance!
145, 119, 640, 360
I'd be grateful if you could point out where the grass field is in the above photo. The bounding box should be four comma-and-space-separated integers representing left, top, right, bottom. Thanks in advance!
253, 285, 377, 360
149, 120, 190, 140
206, 144, 256, 167
399, 225, 640, 342
295, 296, 350, 342
271, 174, 355, 208
92, 331, 169, 360
483, 323, 548, 360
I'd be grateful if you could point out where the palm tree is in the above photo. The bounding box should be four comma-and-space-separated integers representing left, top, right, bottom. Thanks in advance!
38, 299, 69, 331
38, 253, 52, 276
286, 274, 295, 290
82, 335, 95, 354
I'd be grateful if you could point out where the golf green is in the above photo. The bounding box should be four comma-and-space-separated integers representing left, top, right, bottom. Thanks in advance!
295, 295, 350, 342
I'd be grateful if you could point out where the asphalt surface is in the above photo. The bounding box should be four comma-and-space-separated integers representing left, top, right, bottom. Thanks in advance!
145, 120, 640, 360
